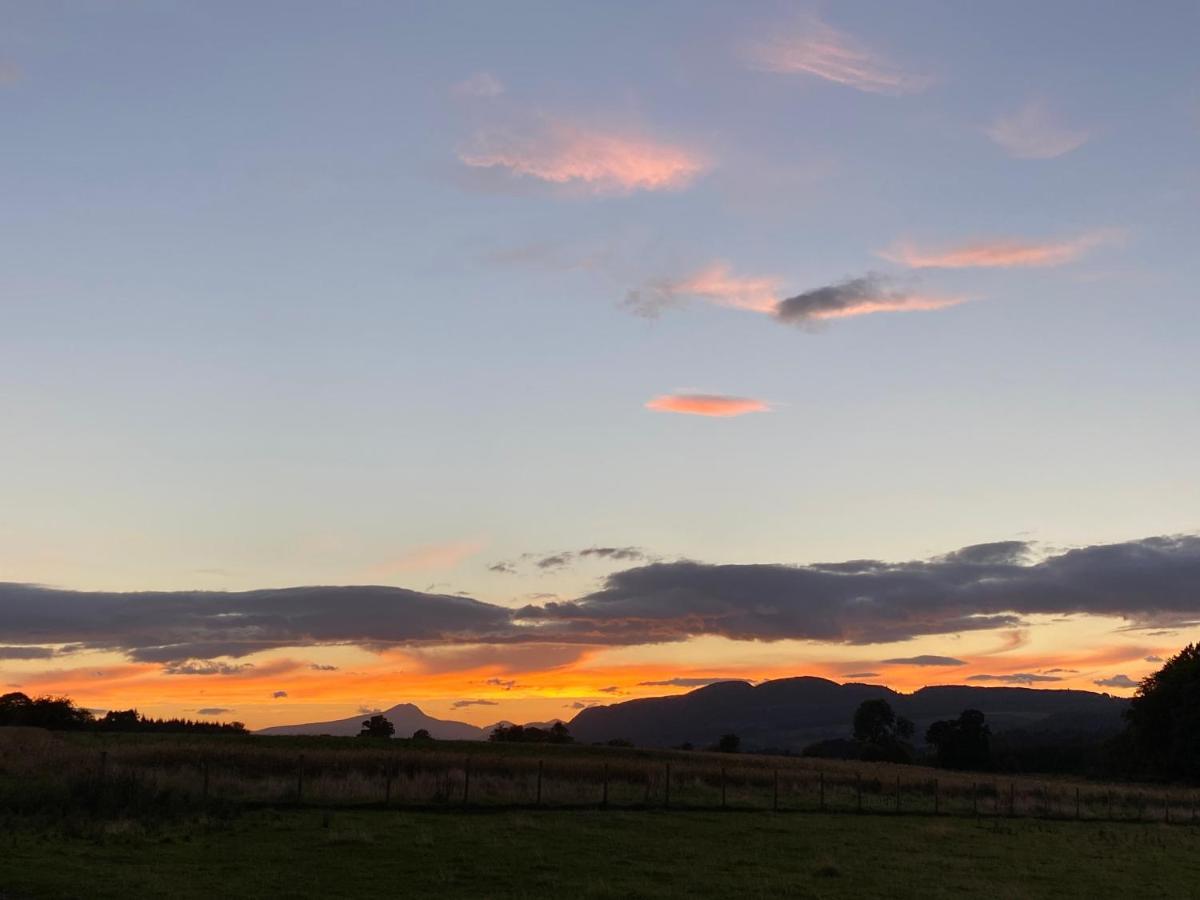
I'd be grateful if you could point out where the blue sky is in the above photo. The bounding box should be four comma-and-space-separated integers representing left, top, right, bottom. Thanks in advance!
0, 2, 1197, 723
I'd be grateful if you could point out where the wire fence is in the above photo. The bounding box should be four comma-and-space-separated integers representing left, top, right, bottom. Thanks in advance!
74, 750, 1200, 825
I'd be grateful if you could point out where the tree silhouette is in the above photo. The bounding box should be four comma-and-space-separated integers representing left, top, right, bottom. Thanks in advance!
411, 728, 433, 742
850, 699, 914, 763
1125, 645, 1200, 778
926, 709, 991, 769
358, 714, 395, 738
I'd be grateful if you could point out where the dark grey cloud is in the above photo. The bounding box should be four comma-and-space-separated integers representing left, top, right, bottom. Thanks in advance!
1094, 674, 1139, 689
1, 535, 1198, 660
0, 583, 515, 663
565, 701, 592, 710
196, 707, 232, 715
1144, 655, 1163, 663
537, 553, 573, 570
310, 663, 339, 671
452, 699, 499, 709
967, 673, 1062, 684
843, 672, 880, 679
598, 686, 622, 694
0, 646, 55, 660
272, 690, 288, 698
488, 562, 517, 575
636, 677, 745, 688
880, 655, 966, 667
519, 535, 1200, 645
1042, 668, 1079, 674
773, 274, 947, 325
485, 678, 518, 690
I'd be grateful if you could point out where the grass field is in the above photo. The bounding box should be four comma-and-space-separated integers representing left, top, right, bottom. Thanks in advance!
3, 808, 1200, 899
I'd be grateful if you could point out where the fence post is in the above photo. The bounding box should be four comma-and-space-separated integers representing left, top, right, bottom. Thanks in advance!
1107, 791, 1112, 821
856, 772, 862, 814
297, 754, 304, 803
1009, 782, 1015, 818
896, 776, 901, 814
537, 760, 543, 806
773, 769, 779, 812
644, 768, 651, 806
664, 763, 670, 809
934, 779, 939, 815
1075, 787, 1080, 820
972, 782, 978, 817
202, 760, 209, 803
602, 763, 609, 809
1165, 795, 1170, 823
720, 766, 726, 809
462, 757, 471, 807
819, 772, 825, 812
385, 767, 392, 806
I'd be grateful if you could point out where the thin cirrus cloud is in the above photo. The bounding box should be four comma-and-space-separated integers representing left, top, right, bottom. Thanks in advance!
744, 14, 931, 96
452, 71, 505, 98
879, 231, 1118, 269
459, 120, 706, 194
985, 100, 1090, 159
365, 539, 485, 578
1094, 674, 1139, 689
645, 394, 771, 418
880, 655, 965, 667
626, 267, 966, 327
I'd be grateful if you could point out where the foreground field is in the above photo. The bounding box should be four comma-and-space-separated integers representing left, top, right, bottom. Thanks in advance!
2, 808, 1199, 899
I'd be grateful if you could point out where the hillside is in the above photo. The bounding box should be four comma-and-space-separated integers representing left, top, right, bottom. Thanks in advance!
568, 677, 1128, 749
255, 703, 485, 740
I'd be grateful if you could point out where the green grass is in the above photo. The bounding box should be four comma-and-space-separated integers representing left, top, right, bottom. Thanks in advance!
2, 808, 1200, 899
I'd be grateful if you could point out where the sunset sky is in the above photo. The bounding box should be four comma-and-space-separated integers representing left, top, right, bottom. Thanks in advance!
1, 2, 1198, 730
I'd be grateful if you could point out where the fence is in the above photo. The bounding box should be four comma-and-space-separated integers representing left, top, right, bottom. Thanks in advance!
72, 749, 1200, 825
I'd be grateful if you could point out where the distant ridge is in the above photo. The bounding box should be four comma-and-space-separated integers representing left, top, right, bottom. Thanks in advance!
567, 677, 1128, 750
255, 703, 486, 740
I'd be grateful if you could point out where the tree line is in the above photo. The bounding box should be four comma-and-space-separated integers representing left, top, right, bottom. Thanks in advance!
0, 692, 247, 734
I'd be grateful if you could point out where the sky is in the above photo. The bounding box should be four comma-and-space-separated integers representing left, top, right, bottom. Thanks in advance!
1, 1, 1198, 730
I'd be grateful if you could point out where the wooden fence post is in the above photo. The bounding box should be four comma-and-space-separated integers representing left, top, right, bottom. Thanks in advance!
462, 757, 471, 807
602, 763, 609, 809
1075, 787, 1080, 820
644, 768, 651, 806
1106, 791, 1112, 821
384, 767, 392, 806
972, 783, 978, 817
896, 776, 901, 814
664, 763, 670, 809
1165, 794, 1170, 823
202, 760, 209, 803
856, 772, 862, 814
537, 760, 543, 806
773, 769, 779, 812
934, 779, 939, 815
297, 754, 304, 803
720, 766, 726, 809
819, 772, 825, 812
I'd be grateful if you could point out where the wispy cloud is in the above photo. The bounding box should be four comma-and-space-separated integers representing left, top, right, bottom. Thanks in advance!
366, 540, 484, 578
744, 15, 931, 95
645, 394, 771, 418
843, 672, 880, 679
623, 263, 782, 318
774, 275, 967, 324
1094, 674, 1139, 690
272, 690, 288, 698
985, 100, 1089, 159
452, 698, 499, 708
453, 71, 504, 98
880, 231, 1118, 269
636, 677, 744, 687
459, 120, 706, 194
196, 707, 233, 716
966, 673, 1062, 685
880, 655, 965, 667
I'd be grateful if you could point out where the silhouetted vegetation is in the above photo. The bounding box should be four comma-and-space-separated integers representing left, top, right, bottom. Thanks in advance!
715, 733, 740, 753
358, 714, 395, 739
851, 699, 914, 763
1121, 644, 1200, 779
0, 692, 246, 734
411, 728, 434, 742
489, 721, 573, 744
926, 709, 991, 770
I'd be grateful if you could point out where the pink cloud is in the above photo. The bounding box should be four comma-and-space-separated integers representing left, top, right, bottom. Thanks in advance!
744, 15, 931, 96
880, 231, 1118, 269
801, 293, 965, 321
624, 262, 782, 317
453, 72, 505, 98
645, 394, 771, 418
459, 121, 706, 194
985, 100, 1089, 159
366, 540, 485, 578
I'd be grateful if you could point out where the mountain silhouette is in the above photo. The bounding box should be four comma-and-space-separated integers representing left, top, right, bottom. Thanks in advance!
256, 703, 486, 740
567, 677, 1128, 749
